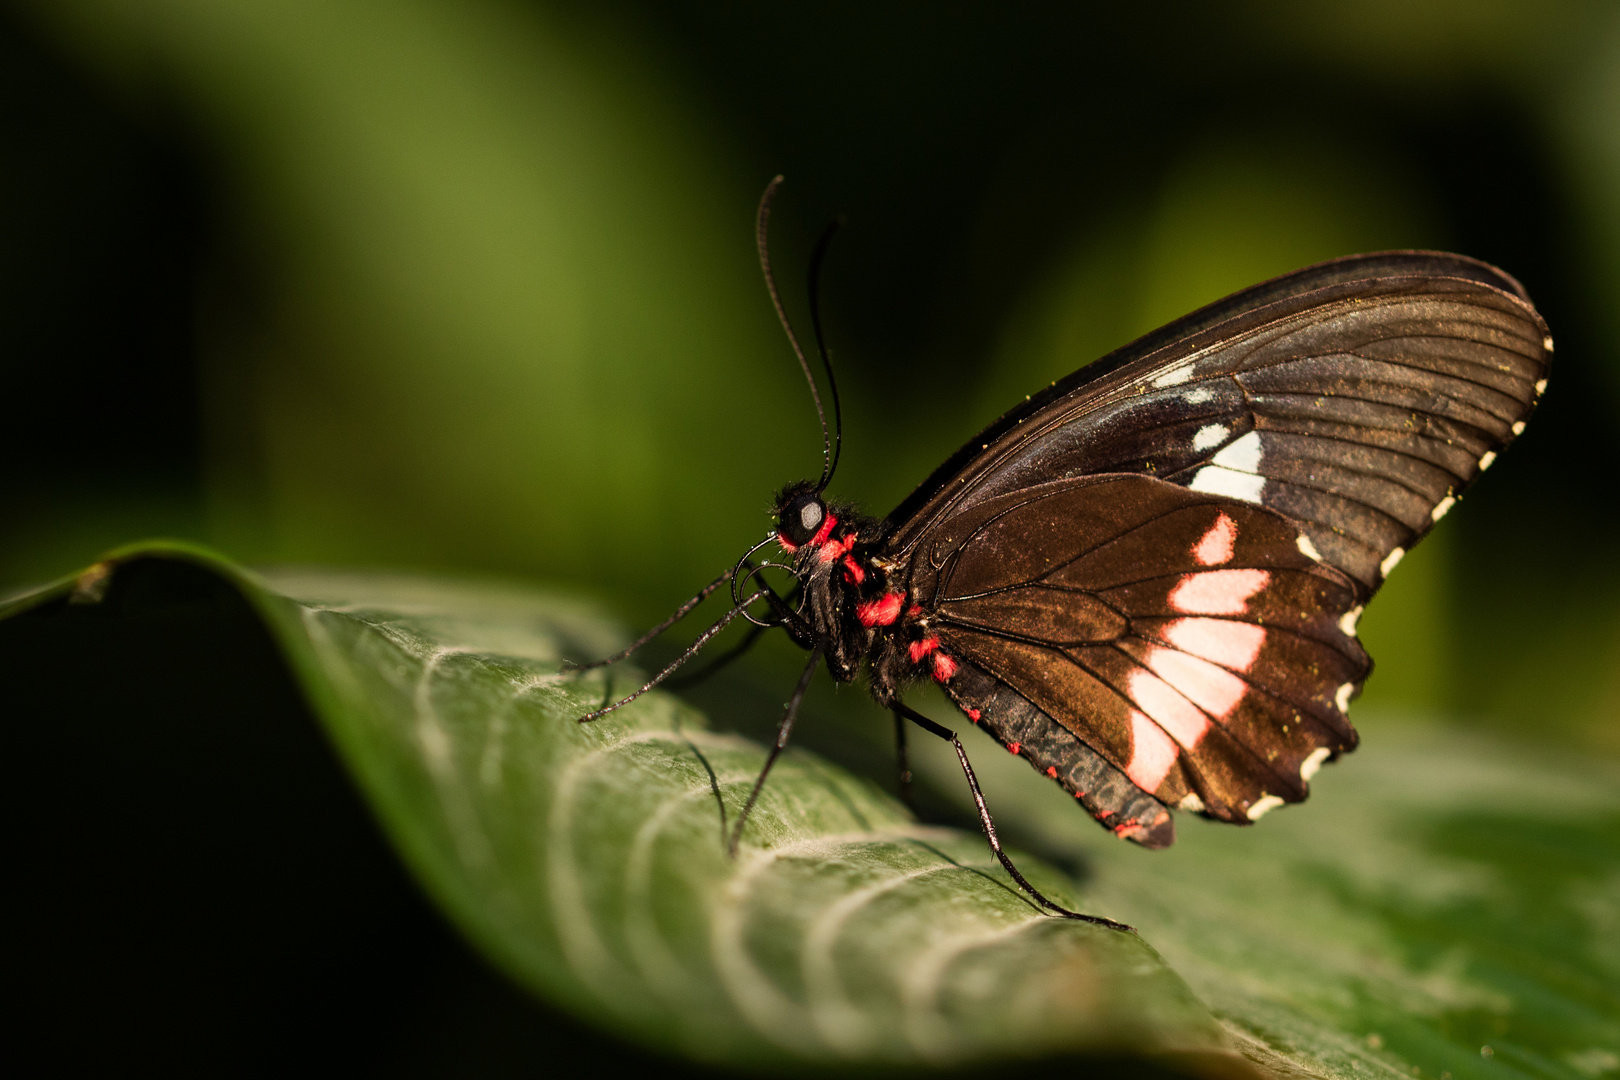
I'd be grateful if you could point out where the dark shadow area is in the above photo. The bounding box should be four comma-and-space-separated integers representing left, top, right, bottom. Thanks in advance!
2, 560, 709, 1076
0, 15, 205, 495
2, 557, 1207, 1077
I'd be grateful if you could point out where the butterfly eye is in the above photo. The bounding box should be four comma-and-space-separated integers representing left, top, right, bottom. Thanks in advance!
780, 495, 825, 546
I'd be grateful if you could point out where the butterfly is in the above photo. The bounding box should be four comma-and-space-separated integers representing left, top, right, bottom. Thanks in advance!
575, 178, 1552, 927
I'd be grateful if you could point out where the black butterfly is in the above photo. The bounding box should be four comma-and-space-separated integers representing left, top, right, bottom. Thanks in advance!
574, 178, 1552, 928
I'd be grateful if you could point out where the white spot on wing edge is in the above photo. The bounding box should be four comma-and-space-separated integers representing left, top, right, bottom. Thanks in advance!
1339, 605, 1363, 638
1379, 546, 1405, 578
1534, 378, 1548, 396
1192, 423, 1228, 451
1210, 430, 1262, 474
1189, 465, 1264, 504
1300, 746, 1332, 781
1247, 795, 1285, 821
1542, 335, 1554, 353
1153, 363, 1195, 388
1184, 387, 1215, 404
1296, 533, 1322, 562
1478, 450, 1497, 471
1335, 683, 1355, 713
1431, 496, 1456, 522
1178, 792, 1205, 813
1511, 421, 1525, 436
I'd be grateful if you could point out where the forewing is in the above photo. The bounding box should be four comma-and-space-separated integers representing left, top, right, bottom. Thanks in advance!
914, 475, 1368, 831
884, 252, 1551, 599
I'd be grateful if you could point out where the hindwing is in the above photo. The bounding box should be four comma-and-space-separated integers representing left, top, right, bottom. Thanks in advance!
907, 475, 1368, 834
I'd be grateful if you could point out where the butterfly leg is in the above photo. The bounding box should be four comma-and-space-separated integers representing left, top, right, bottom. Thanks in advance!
892, 711, 916, 811
576, 590, 767, 722
563, 570, 733, 671
727, 640, 825, 856
667, 621, 768, 690
891, 702, 1133, 932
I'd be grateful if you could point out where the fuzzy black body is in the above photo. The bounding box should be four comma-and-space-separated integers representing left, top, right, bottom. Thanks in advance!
772, 251, 1551, 850
773, 491, 892, 689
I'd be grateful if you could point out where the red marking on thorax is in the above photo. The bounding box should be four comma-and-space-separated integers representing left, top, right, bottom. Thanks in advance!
818, 532, 856, 564
841, 555, 865, 584
810, 514, 837, 547
857, 592, 904, 627
931, 652, 958, 682
905, 604, 923, 619
776, 533, 798, 553
908, 636, 940, 663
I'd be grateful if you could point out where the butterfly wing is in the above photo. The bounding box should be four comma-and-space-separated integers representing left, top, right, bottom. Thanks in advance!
912, 475, 1366, 836
880, 252, 1548, 843
885, 252, 1551, 601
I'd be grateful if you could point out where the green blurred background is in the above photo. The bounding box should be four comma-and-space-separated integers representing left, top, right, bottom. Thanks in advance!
4, 0, 1618, 751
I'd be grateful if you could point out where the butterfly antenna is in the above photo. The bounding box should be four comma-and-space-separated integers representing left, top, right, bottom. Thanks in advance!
756, 176, 833, 491
807, 216, 844, 491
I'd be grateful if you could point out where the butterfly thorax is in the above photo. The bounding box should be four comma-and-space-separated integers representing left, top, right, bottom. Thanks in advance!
774, 485, 948, 705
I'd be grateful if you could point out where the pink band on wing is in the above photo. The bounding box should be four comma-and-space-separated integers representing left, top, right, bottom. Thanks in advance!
1161, 617, 1265, 672
1142, 647, 1246, 720
1124, 710, 1179, 793
1127, 668, 1211, 747
1168, 569, 1269, 615
1192, 512, 1238, 566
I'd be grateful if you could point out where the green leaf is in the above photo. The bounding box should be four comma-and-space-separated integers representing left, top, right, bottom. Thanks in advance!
4, 543, 1238, 1071
903, 702, 1620, 1076
11, 543, 1616, 1076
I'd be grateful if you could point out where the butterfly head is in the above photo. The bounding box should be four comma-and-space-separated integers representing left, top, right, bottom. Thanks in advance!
774, 482, 828, 551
